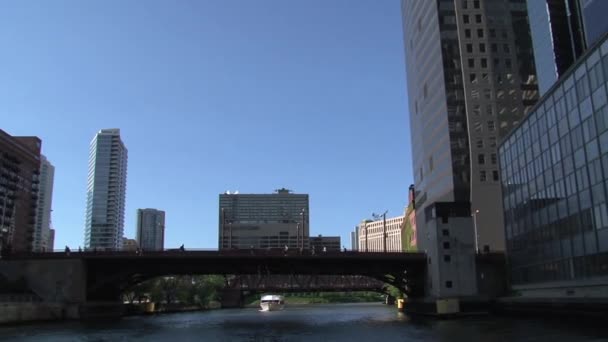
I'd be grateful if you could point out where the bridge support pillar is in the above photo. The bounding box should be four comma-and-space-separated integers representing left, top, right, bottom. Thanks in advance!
220, 289, 244, 308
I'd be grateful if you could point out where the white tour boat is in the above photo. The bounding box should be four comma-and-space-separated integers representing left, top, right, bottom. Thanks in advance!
259, 294, 285, 312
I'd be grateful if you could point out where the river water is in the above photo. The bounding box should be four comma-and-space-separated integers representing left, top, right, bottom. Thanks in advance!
0, 303, 606, 341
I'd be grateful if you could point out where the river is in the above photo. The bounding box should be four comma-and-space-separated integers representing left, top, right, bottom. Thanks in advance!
0, 303, 606, 341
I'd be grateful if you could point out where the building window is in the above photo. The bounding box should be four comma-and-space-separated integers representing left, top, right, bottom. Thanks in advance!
488, 120, 495, 131
478, 154, 485, 165
444, 255, 452, 263
443, 241, 450, 249
493, 170, 499, 181
503, 44, 510, 53
463, 0, 468, 9
446, 280, 453, 288
473, 0, 480, 8
491, 153, 497, 164
502, 30, 508, 39
475, 14, 482, 23
477, 29, 484, 38
463, 15, 470, 24
467, 44, 473, 53
465, 29, 471, 38
480, 170, 487, 182
470, 73, 477, 83
481, 58, 488, 68
476, 139, 483, 148
442, 229, 449, 237
490, 29, 496, 38
505, 59, 512, 69
486, 105, 493, 116
484, 89, 492, 99
474, 121, 483, 132
468, 59, 475, 68
489, 137, 496, 147
479, 43, 486, 53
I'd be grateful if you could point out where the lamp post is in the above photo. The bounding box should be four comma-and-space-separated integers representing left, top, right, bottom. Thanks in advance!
373, 210, 388, 253
472, 209, 480, 253
299, 209, 306, 249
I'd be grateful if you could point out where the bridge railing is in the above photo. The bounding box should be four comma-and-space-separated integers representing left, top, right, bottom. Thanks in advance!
3, 247, 422, 259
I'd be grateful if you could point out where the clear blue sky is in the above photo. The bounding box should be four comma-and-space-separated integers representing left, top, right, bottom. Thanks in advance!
0, 0, 412, 249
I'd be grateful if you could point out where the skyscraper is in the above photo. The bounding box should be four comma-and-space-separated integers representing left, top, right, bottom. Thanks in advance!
0, 129, 41, 252
33, 155, 54, 252
136, 208, 165, 251
84, 129, 128, 250
401, 0, 538, 298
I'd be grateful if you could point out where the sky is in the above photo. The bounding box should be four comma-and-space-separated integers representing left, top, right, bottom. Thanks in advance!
0, 0, 412, 249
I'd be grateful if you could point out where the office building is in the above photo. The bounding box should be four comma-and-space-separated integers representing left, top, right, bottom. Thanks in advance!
0, 129, 41, 252
528, 0, 608, 95
499, 34, 608, 297
33, 155, 54, 252
358, 213, 405, 252
402, 0, 539, 298
218, 188, 309, 249
136, 208, 165, 251
309, 235, 341, 252
350, 228, 358, 251
84, 129, 128, 250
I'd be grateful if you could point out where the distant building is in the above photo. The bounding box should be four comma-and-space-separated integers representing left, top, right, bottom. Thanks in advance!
33, 155, 54, 252
136, 208, 165, 251
84, 129, 128, 251
219, 188, 309, 249
350, 228, 358, 251
358, 213, 405, 253
309, 235, 340, 252
122, 237, 139, 252
0, 129, 41, 252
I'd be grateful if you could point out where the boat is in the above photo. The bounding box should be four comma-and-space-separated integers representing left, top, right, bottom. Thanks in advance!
259, 294, 285, 311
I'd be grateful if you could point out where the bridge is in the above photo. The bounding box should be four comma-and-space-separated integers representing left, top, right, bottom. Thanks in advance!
0, 249, 428, 318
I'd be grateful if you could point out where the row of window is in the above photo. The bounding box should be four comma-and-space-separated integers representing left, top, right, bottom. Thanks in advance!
464, 28, 509, 40
465, 43, 510, 54
467, 57, 513, 69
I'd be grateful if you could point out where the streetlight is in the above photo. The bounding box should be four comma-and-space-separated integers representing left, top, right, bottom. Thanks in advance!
372, 210, 388, 253
472, 209, 480, 254
299, 209, 306, 249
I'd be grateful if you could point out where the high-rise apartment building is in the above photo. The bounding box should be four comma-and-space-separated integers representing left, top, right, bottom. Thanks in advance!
84, 129, 128, 250
402, 0, 538, 297
358, 214, 406, 253
0, 130, 41, 253
218, 188, 309, 249
33, 155, 54, 252
136, 208, 165, 251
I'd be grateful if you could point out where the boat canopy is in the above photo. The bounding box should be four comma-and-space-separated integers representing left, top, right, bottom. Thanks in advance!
261, 295, 283, 302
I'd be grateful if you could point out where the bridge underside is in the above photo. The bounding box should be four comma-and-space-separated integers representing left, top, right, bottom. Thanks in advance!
81, 251, 427, 301
224, 274, 387, 294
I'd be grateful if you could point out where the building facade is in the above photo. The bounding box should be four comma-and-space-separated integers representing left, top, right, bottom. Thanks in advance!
499, 34, 608, 297
402, 0, 538, 256
136, 208, 165, 251
122, 237, 139, 252
309, 235, 341, 252
218, 188, 309, 250
527, 0, 586, 95
0, 129, 41, 253
358, 213, 405, 252
33, 155, 54, 252
84, 129, 128, 250
47, 228, 55, 251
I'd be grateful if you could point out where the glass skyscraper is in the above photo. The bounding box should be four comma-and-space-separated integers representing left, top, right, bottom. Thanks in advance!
499, 35, 608, 295
84, 129, 128, 250
33, 155, 54, 252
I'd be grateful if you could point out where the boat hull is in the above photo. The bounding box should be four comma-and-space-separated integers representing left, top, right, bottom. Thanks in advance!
260, 302, 284, 311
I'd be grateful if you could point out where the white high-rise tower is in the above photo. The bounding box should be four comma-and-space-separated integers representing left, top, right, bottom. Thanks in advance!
84, 129, 128, 250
